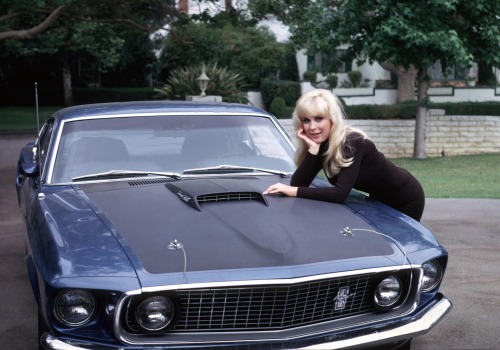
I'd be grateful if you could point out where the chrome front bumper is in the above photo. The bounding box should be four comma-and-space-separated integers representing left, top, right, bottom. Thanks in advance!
41, 296, 452, 350
301, 296, 452, 349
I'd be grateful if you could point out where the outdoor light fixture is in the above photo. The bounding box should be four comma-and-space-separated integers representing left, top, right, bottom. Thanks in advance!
197, 67, 210, 96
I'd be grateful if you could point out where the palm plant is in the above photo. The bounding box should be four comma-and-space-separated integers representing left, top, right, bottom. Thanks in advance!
156, 63, 248, 103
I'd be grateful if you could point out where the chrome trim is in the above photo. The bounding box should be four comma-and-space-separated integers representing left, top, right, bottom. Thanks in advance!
115, 266, 416, 346
41, 333, 91, 349
41, 297, 452, 350
300, 297, 452, 349
421, 260, 444, 292
44, 111, 294, 185
113, 288, 145, 345
140, 265, 413, 293
53, 289, 96, 326
45, 171, 294, 186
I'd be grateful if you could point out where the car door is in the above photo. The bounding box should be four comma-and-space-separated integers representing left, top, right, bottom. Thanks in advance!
17, 119, 54, 218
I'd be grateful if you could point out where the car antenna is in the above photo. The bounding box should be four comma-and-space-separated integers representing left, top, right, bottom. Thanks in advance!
35, 82, 45, 198
35, 82, 40, 140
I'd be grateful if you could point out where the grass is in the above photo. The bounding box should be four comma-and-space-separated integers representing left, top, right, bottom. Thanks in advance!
1, 107, 499, 199
0, 106, 62, 131
391, 154, 500, 199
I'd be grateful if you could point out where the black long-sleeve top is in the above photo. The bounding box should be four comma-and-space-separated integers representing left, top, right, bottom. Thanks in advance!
290, 133, 425, 221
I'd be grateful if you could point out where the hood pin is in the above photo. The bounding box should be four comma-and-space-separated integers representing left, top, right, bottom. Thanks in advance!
168, 239, 184, 250
342, 227, 354, 237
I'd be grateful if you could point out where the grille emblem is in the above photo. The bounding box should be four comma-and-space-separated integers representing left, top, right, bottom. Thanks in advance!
333, 287, 355, 311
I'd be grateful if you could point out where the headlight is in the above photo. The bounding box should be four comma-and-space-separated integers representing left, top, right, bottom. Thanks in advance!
374, 275, 402, 308
135, 296, 175, 332
422, 260, 442, 292
55, 289, 95, 326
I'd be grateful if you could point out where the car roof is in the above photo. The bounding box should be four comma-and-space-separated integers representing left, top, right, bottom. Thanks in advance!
50, 101, 273, 122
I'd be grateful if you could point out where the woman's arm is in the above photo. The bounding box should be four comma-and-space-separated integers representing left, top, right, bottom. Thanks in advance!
296, 136, 366, 203
265, 136, 367, 203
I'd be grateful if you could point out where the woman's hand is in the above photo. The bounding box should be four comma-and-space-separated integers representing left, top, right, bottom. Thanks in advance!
297, 128, 320, 155
263, 183, 298, 197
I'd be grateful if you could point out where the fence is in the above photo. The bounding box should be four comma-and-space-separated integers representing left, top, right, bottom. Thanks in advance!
279, 109, 500, 158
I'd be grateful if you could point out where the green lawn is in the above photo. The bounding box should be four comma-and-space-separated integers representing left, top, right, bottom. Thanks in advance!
391, 154, 500, 199
0, 107, 62, 131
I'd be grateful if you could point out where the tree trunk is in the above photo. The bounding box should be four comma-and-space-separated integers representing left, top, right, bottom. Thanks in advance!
61, 58, 74, 106
379, 62, 417, 102
413, 68, 429, 159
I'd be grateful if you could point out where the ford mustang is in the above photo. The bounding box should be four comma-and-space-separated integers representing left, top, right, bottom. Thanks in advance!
16, 101, 451, 350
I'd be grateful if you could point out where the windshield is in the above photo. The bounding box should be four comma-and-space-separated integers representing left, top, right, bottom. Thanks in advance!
50, 114, 296, 183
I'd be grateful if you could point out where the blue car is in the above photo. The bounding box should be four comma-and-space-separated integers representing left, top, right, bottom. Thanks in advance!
16, 101, 451, 350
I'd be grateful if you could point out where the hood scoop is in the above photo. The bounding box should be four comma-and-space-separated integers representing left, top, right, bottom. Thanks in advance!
166, 178, 267, 211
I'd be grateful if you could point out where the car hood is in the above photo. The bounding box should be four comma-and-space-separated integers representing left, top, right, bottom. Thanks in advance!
79, 177, 409, 286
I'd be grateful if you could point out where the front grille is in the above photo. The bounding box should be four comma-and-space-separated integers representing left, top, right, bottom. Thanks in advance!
173, 274, 376, 331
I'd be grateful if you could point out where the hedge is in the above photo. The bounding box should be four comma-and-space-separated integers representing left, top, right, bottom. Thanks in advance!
344, 101, 500, 119
345, 102, 417, 119
73, 87, 158, 104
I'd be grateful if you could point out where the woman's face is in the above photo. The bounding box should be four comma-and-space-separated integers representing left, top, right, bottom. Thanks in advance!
300, 113, 332, 144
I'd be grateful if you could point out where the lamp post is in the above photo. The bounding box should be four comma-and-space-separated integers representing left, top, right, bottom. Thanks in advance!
196, 67, 210, 97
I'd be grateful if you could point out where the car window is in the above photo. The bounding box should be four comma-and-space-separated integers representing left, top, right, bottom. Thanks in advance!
50, 115, 296, 183
37, 121, 54, 178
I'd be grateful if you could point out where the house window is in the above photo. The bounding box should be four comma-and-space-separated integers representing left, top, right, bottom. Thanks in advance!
332, 49, 352, 73
307, 49, 352, 73
427, 61, 467, 80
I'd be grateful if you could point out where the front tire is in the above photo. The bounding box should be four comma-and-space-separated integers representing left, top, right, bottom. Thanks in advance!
397, 339, 412, 350
38, 310, 49, 350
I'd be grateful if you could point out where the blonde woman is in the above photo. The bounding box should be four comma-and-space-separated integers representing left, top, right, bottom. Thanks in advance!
264, 89, 425, 221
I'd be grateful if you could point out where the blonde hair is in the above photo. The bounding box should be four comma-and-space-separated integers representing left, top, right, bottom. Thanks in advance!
292, 89, 367, 177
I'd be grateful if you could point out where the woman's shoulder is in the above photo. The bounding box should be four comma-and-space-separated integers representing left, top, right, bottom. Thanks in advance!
346, 130, 369, 144
345, 130, 374, 154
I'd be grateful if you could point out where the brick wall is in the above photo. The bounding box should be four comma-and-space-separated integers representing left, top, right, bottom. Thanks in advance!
279, 110, 500, 158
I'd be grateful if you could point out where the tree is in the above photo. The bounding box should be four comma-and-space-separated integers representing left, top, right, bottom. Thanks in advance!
0, 0, 177, 105
249, 0, 500, 158
0, 1, 174, 39
159, 18, 292, 90
0, 4, 66, 41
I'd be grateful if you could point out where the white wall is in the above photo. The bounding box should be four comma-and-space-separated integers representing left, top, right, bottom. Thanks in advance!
298, 82, 500, 105
295, 49, 391, 88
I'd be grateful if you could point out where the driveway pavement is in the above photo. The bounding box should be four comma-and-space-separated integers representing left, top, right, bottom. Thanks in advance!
1, 133, 499, 349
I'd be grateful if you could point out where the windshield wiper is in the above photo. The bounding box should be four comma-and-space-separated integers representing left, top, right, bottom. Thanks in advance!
183, 165, 288, 178
72, 170, 181, 182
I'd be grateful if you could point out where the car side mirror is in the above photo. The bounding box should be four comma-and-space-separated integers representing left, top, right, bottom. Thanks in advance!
18, 145, 40, 178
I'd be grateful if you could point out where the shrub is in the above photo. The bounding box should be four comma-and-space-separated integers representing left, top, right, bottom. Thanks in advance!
155, 63, 248, 103
269, 97, 293, 119
303, 70, 317, 84
260, 79, 301, 110
429, 101, 500, 116
345, 102, 417, 119
343, 101, 500, 120
348, 71, 363, 87
340, 70, 369, 88
326, 74, 338, 89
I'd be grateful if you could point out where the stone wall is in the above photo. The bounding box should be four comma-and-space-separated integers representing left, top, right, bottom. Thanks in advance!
279, 110, 500, 158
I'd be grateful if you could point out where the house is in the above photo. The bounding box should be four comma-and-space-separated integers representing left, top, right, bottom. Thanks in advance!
177, 1, 500, 106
